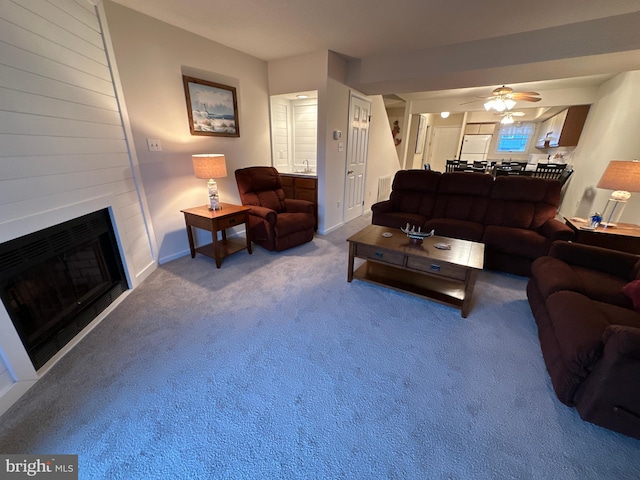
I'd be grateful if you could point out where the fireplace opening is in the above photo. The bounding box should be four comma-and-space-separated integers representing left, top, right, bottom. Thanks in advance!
0, 209, 128, 370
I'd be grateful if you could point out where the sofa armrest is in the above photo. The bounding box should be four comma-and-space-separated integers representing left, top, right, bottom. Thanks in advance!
603, 325, 640, 360
371, 200, 393, 215
284, 198, 314, 215
539, 218, 574, 242
574, 324, 640, 439
248, 205, 277, 225
549, 241, 640, 279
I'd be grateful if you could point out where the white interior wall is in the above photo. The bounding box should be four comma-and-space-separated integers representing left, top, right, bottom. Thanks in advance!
0, 0, 156, 415
292, 101, 318, 171
270, 99, 290, 170
561, 71, 640, 221
364, 96, 403, 210
102, 1, 271, 264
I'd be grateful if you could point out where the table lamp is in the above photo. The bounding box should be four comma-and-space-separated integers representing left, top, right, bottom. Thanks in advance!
596, 160, 640, 227
192, 154, 227, 210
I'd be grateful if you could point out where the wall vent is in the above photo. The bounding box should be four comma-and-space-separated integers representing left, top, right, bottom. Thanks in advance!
377, 175, 392, 202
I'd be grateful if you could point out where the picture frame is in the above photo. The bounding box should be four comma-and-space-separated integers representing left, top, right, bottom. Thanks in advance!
183, 76, 240, 137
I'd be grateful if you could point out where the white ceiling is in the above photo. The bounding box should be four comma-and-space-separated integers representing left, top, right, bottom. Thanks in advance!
109, 0, 640, 102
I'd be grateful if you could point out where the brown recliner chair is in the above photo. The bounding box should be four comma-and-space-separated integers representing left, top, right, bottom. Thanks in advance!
235, 166, 316, 251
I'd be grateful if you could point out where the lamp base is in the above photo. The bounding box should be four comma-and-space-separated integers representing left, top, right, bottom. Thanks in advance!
601, 197, 627, 229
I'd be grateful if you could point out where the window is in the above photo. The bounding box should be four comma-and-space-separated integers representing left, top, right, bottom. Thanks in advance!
497, 122, 535, 153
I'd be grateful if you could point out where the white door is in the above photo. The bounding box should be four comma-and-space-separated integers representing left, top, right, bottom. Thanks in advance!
429, 126, 462, 172
344, 93, 371, 222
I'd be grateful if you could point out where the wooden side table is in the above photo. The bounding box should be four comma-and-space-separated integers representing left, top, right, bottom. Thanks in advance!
181, 203, 252, 268
564, 216, 640, 254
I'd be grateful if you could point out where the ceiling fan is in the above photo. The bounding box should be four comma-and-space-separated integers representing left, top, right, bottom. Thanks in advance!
462, 85, 542, 111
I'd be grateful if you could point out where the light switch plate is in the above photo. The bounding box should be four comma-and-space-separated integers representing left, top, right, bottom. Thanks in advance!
338, 142, 344, 152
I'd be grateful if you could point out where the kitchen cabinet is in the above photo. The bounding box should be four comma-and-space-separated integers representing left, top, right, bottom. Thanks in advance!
464, 123, 496, 135
280, 174, 318, 229
536, 105, 590, 148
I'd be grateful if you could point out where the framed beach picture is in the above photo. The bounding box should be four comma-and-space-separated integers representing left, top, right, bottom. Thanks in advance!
183, 76, 240, 137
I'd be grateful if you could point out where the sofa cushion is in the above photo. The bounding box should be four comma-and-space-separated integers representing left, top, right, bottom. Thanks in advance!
432, 172, 493, 223
373, 212, 428, 231
483, 225, 548, 259
485, 176, 560, 229
622, 280, 640, 311
424, 218, 484, 242
390, 169, 441, 217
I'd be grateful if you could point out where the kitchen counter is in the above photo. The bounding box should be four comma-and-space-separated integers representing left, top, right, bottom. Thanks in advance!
280, 171, 317, 178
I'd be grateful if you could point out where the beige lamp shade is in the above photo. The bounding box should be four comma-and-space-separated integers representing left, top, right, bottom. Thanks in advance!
596, 160, 640, 193
192, 154, 227, 179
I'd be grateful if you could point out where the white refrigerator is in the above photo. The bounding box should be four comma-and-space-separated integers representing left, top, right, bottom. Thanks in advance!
459, 134, 492, 162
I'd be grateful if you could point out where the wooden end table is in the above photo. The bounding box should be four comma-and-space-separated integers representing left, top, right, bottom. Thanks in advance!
564, 216, 640, 254
347, 224, 485, 318
181, 203, 252, 268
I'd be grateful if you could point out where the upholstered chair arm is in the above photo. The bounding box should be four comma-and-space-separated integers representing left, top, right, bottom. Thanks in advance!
574, 324, 640, 438
371, 200, 393, 215
248, 205, 277, 226
603, 325, 640, 360
539, 218, 574, 242
549, 241, 640, 279
284, 198, 314, 214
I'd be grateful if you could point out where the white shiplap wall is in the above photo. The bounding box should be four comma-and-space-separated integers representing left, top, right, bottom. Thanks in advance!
270, 100, 290, 170
293, 102, 317, 171
0, 0, 156, 415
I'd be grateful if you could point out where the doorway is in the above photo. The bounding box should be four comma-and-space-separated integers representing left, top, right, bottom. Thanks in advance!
269, 91, 318, 174
428, 126, 462, 172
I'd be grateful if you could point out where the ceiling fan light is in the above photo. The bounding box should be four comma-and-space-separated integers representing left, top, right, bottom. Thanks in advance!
484, 100, 494, 111
501, 115, 515, 124
440, 111, 450, 118
494, 99, 507, 112
504, 99, 516, 110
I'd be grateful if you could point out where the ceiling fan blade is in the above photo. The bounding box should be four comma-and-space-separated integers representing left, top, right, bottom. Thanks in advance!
513, 91, 540, 96
511, 111, 526, 116
512, 95, 541, 102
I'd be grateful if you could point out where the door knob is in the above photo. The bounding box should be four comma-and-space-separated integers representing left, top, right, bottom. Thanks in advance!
347, 170, 354, 175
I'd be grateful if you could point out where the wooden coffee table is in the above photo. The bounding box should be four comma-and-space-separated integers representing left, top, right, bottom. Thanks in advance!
347, 224, 484, 317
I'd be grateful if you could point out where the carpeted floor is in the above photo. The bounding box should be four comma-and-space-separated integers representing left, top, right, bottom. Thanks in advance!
1, 214, 639, 479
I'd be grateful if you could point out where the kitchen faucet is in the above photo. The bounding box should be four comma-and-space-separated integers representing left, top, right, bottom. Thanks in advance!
304, 159, 310, 172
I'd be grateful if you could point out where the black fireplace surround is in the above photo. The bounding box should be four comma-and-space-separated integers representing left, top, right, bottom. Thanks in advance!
0, 209, 128, 370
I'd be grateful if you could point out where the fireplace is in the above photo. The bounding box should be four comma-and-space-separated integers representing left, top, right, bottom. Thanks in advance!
0, 209, 128, 370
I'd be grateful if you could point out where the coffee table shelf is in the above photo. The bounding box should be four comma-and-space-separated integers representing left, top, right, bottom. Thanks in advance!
354, 261, 467, 305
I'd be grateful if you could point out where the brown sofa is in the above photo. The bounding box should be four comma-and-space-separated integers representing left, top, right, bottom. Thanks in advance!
371, 170, 574, 275
527, 241, 640, 439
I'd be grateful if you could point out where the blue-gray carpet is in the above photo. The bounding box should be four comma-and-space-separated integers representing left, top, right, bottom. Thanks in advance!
1, 214, 639, 479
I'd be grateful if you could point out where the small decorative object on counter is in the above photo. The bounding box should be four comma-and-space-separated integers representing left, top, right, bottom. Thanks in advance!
589, 212, 602, 228
401, 223, 434, 245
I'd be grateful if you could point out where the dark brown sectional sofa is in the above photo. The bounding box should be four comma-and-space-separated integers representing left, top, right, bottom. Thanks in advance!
371, 170, 574, 276
527, 241, 640, 439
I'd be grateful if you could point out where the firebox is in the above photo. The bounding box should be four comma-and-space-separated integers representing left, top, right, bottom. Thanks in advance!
0, 209, 128, 370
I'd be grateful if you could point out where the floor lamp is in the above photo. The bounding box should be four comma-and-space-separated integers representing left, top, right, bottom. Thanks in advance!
596, 160, 640, 227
